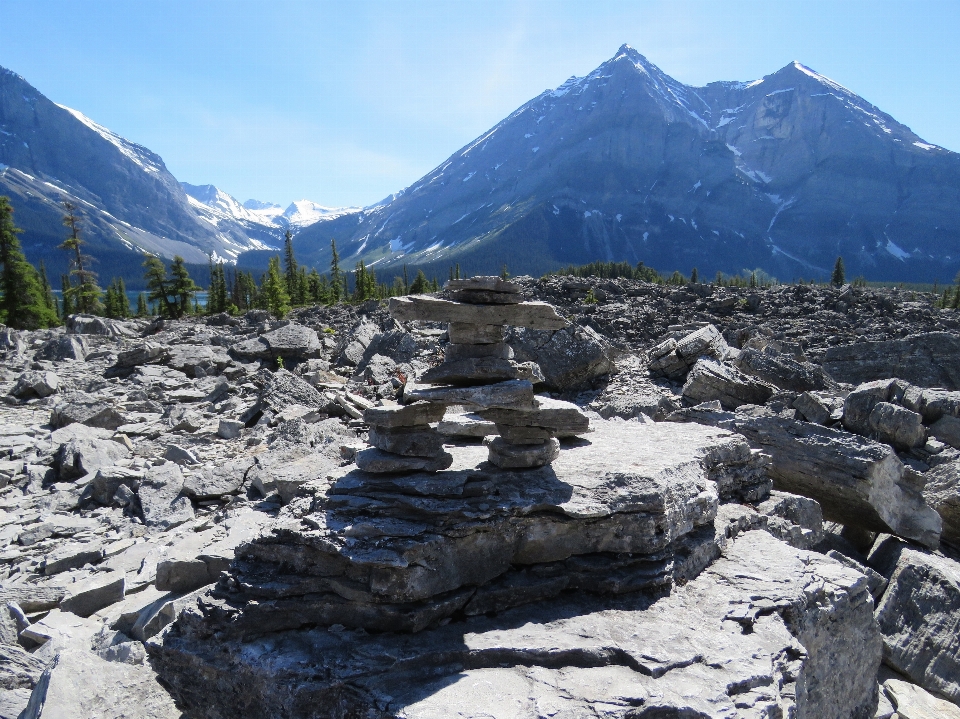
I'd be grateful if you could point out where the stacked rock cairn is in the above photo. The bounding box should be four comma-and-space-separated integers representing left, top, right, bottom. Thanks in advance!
354, 275, 589, 472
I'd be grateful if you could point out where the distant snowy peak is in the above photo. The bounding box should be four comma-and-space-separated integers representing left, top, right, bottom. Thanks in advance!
55, 104, 166, 175
181, 182, 359, 230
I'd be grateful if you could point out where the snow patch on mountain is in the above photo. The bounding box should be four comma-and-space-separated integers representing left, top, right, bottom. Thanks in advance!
56, 104, 165, 175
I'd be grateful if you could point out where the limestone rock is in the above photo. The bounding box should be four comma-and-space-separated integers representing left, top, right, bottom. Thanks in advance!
681, 358, 775, 409
823, 332, 960, 389
50, 394, 126, 430
167, 344, 231, 378
436, 412, 496, 438
368, 425, 445, 457
929, 414, 960, 450
794, 391, 833, 424
404, 379, 536, 410
883, 678, 960, 719
389, 296, 567, 330
868, 401, 927, 450
10, 370, 59, 399
138, 463, 194, 530
870, 536, 960, 703
485, 436, 559, 467
355, 447, 453, 473
55, 427, 131, 481
735, 346, 836, 392
260, 323, 322, 359
363, 401, 445, 428
152, 531, 880, 719
506, 324, 616, 391
478, 396, 590, 435
58, 569, 125, 617
445, 276, 522, 293
444, 341, 513, 361
419, 357, 541, 385
448, 289, 522, 304
115, 342, 168, 368
447, 322, 505, 344
36, 334, 88, 361
923, 460, 960, 547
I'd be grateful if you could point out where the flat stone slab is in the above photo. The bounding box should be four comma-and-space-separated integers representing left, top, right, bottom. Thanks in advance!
355, 447, 453, 474
419, 358, 542, 385
447, 289, 522, 304
436, 412, 497, 437
447, 322, 505, 344
479, 396, 590, 433
363, 401, 446, 428
152, 531, 881, 719
445, 342, 514, 361
485, 436, 559, 467
179, 421, 767, 637
389, 296, 567, 330
368, 425, 445, 457
404, 379, 535, 409
444, 276, 522, 293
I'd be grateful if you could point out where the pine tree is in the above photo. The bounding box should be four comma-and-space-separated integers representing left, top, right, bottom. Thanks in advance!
749, 272, 758, 288
0, 197, 58, 329
831, 256, 846, 287
329, 239, 342, 303
500, 264, 509, 280
136, 292, 149, 317
690, 267, 698, 284
403, 264, 409, 294
410, 269, 429, 294
60, 274, 74, 317
59, 202, 102, 314
143, 256, 175, 318
261, 256, 291, 317
283, 229, 299, 303
37, 259, 57, 318
455, 263, 461, 280
169, 256, 200, 318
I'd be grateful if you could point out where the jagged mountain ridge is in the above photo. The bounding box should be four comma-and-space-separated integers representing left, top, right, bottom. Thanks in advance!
0, 66, 345, 280
275, 45, 960, 282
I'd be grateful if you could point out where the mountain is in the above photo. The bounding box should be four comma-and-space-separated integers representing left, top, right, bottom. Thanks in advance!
0, 66, 341, 282
274, 45, 960, 283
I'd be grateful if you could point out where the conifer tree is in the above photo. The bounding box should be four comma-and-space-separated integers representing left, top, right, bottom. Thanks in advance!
0, 197, 58, 329
410, 269, 429, 294
169, 256, 200, 318
60, 274, 74, 317
37, 259, 57, 318
59, 202, 102, 314
329, 239, 342, 303
143, 256, 175, 318
690, 267, 698, 284
831, 256, 846, 286
403, 264, 409, 294
261, 256, 291, 317
136, 292, 149, 317
283, 229, 299, 302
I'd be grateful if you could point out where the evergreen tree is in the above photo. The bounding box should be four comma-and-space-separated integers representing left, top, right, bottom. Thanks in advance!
37, 259, 57, 318
207, 259, 228, 314
749, 272, 758, 288
500, 264, 509, 280
403, 264, 409, 294
455, 263, 461, 280
169, 256, 200, 318
261, 256, 291, 317
410, 269, 429, 294
0, 197, 58, 329
283, 229, 300, 302
136, 292, 149, 317
59, 202, 102, 314
831, 256, 846, 286
104, 281, 118, 318
60, 274, 74, 317
690, 267, 698, 284
143, 256, 175, 318
329, 239, 342, 303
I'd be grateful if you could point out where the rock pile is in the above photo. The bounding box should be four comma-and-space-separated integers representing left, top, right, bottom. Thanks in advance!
392, 276, 587, 469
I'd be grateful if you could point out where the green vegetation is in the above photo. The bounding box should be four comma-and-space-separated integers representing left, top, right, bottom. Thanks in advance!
831, 256, 846, 286
103, 277, 131, 318
0, 196, 59, 329
143, 255, 200, 319
259, 256, 291, 318
59, 202, 103, 315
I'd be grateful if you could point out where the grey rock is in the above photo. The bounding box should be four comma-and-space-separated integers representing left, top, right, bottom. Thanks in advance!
0, 643, 46, 692
447, 322, 505, 344
485, 436, 559, 467
43, 541, 104, 575
138, 463, 194, 529
823, 332, 960, 389
755, 489, 824, 549
436, 412, 497, 438
10, 371, 58, 399
257, 369, 325, 415
794, 391, 833, 424
260, 323, 322, 359
360, 329, 418, 367
90, 465, 142, 505
478, 396, 590, 434
153, 531, 880, 719
355, 447, 453, 473
368, 425, 445, 457
50, 394, 126, 430
681, 358, 775, 409
495, 424, 553, 444
404, 379, 536, 409
336, 318, 379, 366
163, 444, 199, 465
363, 401, 446, 428
420, 357, 541, 385
929, 414, 960, 450
389, 296, 567, 330
870, 536, 960, 703
162, 404, 202, 432
448, 289, 522, 304
842, 378, 900, 435
229, 336, 270, 360
445, 276, 522, 293
217, 418, 244, 439
182, 457, 253, 500
506, 323, 616, 391
923, 460, 960, 547
911, 388, 960, 423
444, 341, 513, 361
824, 550, 888, 600
56, 428, 131, 481
36, 334, 87, 361
59, 569, 125, 617
115, 342, 168, 368
883, 678, 960, 719
67, 313, 135, 337
166, 344, 231, 377
735, 346, 836, 392
868, 401, 927, 450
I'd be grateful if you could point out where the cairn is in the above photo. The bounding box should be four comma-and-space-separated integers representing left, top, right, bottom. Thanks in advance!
358, 276, 590, 471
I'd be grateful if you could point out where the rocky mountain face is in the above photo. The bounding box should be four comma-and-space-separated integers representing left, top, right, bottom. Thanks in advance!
2, 278, 960, 716
279, 45, 960, 283
0, 67, 340, 282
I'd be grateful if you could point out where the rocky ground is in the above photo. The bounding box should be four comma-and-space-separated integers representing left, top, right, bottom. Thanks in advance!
1, 277, 960, 718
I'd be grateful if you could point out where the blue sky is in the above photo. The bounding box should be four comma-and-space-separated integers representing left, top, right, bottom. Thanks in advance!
3, 0, 958, 208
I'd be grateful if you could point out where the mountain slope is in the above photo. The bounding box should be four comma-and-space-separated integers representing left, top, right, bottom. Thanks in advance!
0, 66, 280, 280
279, 46, 960, 282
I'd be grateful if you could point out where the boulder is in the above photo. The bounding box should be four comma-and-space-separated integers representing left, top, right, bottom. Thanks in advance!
823, 332, 960, 389
649, 324, 730, 380
256, 369, 325, 416
50, 394, 126, 430
166, 345, 231, 377
793, 391, 834, 424
138, 463, 194, 529
10, 370, 59, 398
929, 414, 960, 450
90, 466, 142, 505
66, 313, 135, 337
55, 427, 130, 481
389, 296, 568, 330
869, 536, 960, 704
153, 531, 881, 719
260, 323, 322, 359
868, 402, 927, 450
883, 678, 960, 719
359, 329, 418, 367
336, 318, 379, 366
404, 379, 536, 410
506, 324, 616, 391
923, 460, 960, 547
58, 569, 125, 617
681, 358, 775, 409
114, 342, 168, 368
735, 346, 836, 392
36, 334, 88, 361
